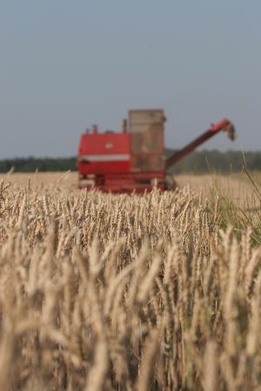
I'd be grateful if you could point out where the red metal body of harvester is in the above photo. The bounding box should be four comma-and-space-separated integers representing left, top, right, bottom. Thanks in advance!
77, 109, 235, 193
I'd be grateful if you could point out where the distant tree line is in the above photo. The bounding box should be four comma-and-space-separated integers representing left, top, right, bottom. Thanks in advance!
0, 151, 260, 174
0, 157, 76, 173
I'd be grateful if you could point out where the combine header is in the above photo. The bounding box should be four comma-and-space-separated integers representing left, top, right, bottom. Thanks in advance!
77, 109, 235, 193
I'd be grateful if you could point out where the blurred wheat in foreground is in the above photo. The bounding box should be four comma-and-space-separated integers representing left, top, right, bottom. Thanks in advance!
0, 179, 261, 391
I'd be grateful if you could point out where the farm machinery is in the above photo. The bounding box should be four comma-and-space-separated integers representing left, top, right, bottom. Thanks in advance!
77, 109, 235, 193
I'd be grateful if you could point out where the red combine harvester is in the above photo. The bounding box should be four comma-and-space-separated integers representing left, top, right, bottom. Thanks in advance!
77, 109, 235, 193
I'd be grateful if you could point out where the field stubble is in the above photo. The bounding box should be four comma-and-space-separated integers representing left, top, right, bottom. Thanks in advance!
0, 171, 260, 390
1, 171, 257, 206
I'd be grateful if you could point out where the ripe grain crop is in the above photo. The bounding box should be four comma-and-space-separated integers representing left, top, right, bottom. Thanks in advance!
0, 173, 261, 390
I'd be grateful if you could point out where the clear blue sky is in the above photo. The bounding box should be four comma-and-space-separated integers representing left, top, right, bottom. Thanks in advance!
1, 1, 260, 158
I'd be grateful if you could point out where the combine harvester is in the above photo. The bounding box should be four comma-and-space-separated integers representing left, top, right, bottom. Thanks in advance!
77, 109, 235, 193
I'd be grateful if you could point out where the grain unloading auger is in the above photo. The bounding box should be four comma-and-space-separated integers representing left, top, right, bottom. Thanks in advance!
77, 109, 236, 193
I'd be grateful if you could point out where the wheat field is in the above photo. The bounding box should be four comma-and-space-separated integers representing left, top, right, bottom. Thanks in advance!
0, 172, 260, 390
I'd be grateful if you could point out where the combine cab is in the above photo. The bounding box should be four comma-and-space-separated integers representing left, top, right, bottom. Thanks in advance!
77, 109, 235, 193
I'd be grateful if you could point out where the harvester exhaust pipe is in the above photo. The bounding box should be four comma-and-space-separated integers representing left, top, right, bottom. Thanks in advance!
121, 119, 127, 133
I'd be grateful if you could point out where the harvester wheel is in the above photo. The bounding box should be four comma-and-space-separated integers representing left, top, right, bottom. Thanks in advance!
165, 174, 178, 191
